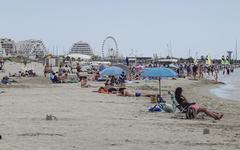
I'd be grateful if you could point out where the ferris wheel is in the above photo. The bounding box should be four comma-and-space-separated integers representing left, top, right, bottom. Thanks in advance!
101, 36, 119, 59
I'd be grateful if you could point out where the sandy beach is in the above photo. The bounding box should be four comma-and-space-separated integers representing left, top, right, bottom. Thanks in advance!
0, 62, 240, 150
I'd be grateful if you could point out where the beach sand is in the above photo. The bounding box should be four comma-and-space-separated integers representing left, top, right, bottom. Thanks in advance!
0, 62, 240, 150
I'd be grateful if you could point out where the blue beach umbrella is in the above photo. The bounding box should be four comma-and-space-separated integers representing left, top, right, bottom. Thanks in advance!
142, 67, 177, 96
100, 66, 124, 77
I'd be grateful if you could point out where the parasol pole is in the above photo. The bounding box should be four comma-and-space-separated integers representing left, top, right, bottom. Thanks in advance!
159, 77, 161, 96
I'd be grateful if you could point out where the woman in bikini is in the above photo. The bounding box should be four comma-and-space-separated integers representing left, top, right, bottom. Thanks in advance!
175, 87, 224, 120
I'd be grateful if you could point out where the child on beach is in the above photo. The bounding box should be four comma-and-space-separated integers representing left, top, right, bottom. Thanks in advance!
175, 87, 224, 120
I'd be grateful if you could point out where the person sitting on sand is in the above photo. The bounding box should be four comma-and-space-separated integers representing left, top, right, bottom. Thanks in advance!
104, 79, 110, 86
81, 77, 87, 86
44, 64, 52, 77
50, 72, 60, 83
1, 76, 16, 84
175, 87, 224, 120
80, 77, 91, 87
94, 71, 100, 81
58, 73, 68, 83
110, 76, 117, 86
1, 76, 10, 84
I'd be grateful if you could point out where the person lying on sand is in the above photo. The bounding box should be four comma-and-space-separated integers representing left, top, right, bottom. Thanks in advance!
175, 87, 224, 120
117, 88, 134, 97
117, 88, 155, 97
98, 86, 118, 94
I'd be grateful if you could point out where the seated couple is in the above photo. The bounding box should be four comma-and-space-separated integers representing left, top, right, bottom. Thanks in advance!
175, 87, 224, 120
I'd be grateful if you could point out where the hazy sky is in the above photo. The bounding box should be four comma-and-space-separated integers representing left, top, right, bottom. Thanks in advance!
0, 0, 240, 58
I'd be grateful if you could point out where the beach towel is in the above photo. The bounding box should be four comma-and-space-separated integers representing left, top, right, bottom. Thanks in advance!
99, 89, 109, 94
67, 80, 79, 83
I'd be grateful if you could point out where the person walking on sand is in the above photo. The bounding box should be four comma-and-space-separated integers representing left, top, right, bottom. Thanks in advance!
198, 64, 204, 79
186, 64, 191, 77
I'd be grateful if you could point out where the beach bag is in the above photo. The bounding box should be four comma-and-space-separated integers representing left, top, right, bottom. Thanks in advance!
149, 105, 162, 112
135, 90, 141, 97
186, 107, 197, 119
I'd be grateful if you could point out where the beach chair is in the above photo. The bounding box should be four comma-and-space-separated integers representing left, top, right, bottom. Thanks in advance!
168, 91, 197, 119
168, 91, 188, 113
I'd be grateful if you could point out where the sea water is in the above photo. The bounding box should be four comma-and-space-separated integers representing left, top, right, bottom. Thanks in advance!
210, 68, 240, 101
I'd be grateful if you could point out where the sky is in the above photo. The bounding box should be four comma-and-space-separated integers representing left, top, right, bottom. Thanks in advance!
0, 0, 240, 59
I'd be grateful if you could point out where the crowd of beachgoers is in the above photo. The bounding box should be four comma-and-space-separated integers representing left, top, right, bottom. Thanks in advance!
30, 60, 238, 120
1, 59, 240, 149
41, 60, 237, 86
0, 58, 238, 120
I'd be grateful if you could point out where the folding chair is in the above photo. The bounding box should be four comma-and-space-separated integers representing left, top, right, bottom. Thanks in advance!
168, 91, 188, 113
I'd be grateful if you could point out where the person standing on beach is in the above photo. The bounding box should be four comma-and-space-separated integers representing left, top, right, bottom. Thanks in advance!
76, 63, 81, 73
198, 64, 204, 79
214, 68, 218, 83
23, 59, 27, 67
186, 64, 191, 77
192, 64, 198, 80
227, 67, 230, 75
223, 67, 225, 75
44, 64, 49, 77
0, 59, 4, 71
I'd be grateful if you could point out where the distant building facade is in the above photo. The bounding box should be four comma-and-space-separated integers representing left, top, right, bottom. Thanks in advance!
0, 38, 17, 56
69, 41, 93, 55
16, 39, 47, 58
127, 57, 153, 65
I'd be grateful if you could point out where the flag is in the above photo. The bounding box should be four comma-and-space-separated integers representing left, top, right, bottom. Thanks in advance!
206, 55, 212, 65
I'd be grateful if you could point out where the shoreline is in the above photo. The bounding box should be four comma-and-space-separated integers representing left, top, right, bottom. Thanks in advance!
209, 68, 240, 102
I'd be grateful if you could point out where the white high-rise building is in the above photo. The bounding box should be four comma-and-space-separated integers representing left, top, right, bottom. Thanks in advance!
0, 38, 17, 56
69, 41, 93, 55
16, 39, 47, 58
